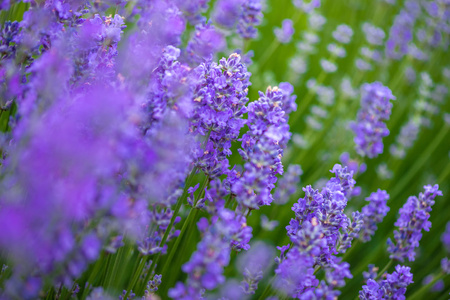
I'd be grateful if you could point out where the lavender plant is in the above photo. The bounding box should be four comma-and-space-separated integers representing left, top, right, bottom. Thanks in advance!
0, 0, 449, 299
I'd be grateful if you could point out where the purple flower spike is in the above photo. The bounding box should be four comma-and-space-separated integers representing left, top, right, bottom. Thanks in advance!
190, 53, 251, 178
273, 164, 303, 205
230, 84, 296, 210
186, 22, 226, 64
360, 189, 390, 242
212, 0, 244, 29
332, 24, 354, 44
292, 0, 321, 13
237, 0, 263, 39
170, 209, 252, 297
442, 222, 450, 253
359, 265, 413, 300
276, 164, 356, 297
350, 82, 396, 158
387, 184, 443, 262
274, 19, 295, 44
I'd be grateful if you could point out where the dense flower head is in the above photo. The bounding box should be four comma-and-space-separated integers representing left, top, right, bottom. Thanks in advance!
360, 189, 390, 242
237, 0, 263, 39
190, 53, 251, 178
212, 0, 244, 29
237, 242, 275, 294
276, 164, 356, 297
350, 81, 396, 158
362, 22, 386, 46
274, 19, 295, 44
441, 257, 450, 274
332, 24, 354, 44
385, 6, 417, 59
231, 84, 296, 209
173, 0, 210, 25
0, 21, 21, 59
170, 209, 252, 297
442, 221, 450, 253
292, 0, 321, 12
359, 265, 413, 300
274, 247, 318, 297
185, 21, 226, 64
273, 164, 303, 205
387, 184, 443, 262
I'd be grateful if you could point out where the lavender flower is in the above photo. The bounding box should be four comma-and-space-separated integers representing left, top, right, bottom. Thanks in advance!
385, 8, 417, 59
338, 211, 363, 253
169, 209, 252, 297
359, 265, 414, 300
292, 0, 321, 12
423, 275, 444, 292
362, 22, 386, 46
441, 221, 450, 253
350, 82, 396, 158
332, 24, 354, 44
185, 22, 226, 64
174, 0, 210, 25
441, 257, 450, 274
212, 0, 244, 29
190, 53, 251, 178
145, 274, 162, 293
387, 184, 443, 262
360, 189, 390, 242
238, 242, 275, 294
231, 84, 296, 209
274, 19, 295, 44
273, 164, 303, 205
237, 0, 263, 39
275, 165, 356, 297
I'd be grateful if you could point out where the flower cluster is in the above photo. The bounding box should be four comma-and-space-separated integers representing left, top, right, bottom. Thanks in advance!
359, 189, 390, 242
190, 53, 251, 178
273, 164, 303, 205
169, 209, 252, 298
359, 265, 414, 300
274, 165, 356, 297
231, 84, 296, 210
0, 0, 448, 298
350, 82, 396, 158
387, 184, 443, 262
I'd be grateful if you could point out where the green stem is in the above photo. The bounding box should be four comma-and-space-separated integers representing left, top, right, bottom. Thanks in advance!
139, 166, 199, 292
342, 240, 359, 261
389, 124, 449, 200
375, 259, 393, 280
257, 39, 280, 71
81, 252, 107, 299
408, 272, 445, 300
257, 276, 276, 300
159, 176, 209, 278
257, 10, 302, 71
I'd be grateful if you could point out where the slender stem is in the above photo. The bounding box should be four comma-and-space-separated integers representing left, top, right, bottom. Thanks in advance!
342, 240, 359, 261
389, 124, 449, 200
257, 39, 280, 71
139, 166, 199, 292
375, 259, 393, 280
125, 255, 146, 298
257, 9, 302, 71
257, 276, 276, 300
408, 272, 445, 300
158, 176, 209, 286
